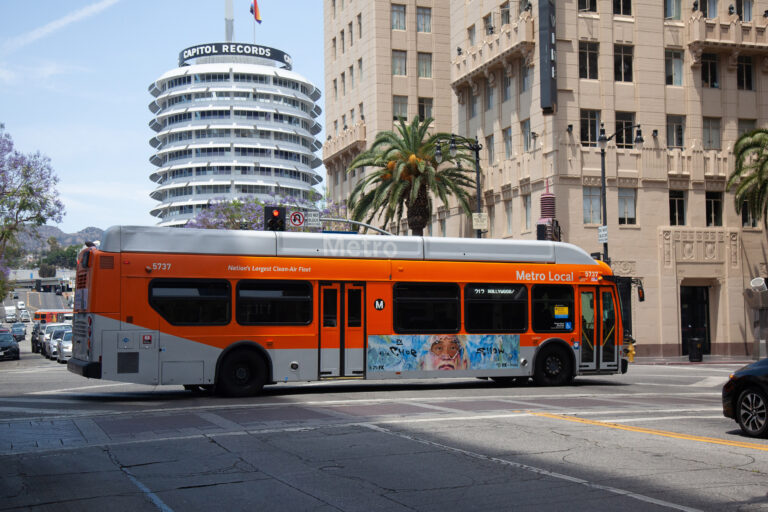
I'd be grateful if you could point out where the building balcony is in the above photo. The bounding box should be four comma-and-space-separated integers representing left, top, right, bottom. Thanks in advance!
688, 11, 768, 60
322, 121, 367, 163
450, 12, 535, 91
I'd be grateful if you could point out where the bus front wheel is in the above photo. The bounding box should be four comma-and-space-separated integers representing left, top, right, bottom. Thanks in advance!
217, 350, 267, 397
533, 346, 573, 386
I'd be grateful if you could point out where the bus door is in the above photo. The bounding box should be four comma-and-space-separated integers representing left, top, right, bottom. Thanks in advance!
578, 286, 619, 372
319, 282, 365, 378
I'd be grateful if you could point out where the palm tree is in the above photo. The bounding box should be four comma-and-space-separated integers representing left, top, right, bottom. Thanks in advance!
346, 116, 477, 236
727, 129, 768, 228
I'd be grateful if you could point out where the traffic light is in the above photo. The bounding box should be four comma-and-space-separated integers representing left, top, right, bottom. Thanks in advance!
264, 206, 286, 231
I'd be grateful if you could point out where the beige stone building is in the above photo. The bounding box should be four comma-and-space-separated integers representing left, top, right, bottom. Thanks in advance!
323, 0, 768, 358
322, 0, 453, 223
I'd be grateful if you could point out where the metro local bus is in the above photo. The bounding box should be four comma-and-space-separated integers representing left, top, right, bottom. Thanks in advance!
34, 309, 73, 324
68, 225, 637, 396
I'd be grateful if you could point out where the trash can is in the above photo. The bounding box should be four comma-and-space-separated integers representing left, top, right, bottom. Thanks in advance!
688, 337, 703, 362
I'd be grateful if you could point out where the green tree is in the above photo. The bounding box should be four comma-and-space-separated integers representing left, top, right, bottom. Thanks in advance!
38, 262, 56, 278
346, 117, 476, 236
727, 129, 768, 227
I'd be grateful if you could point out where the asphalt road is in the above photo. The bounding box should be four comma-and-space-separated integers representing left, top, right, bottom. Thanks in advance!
0, 327, 765, 512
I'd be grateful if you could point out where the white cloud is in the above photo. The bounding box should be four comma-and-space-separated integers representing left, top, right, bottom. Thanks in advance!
1, 0, 120, 55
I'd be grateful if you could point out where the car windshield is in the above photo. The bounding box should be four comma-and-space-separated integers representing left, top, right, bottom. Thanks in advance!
0, 333, 14, 343
12, 323, 23, 328
63, 332, 72, 341
52, 330, 66, 340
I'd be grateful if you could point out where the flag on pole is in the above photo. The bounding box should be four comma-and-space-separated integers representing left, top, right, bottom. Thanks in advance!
250, 1, 262, 24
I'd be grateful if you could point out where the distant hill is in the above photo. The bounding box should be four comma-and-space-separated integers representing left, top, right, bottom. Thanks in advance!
17, 225, 104, 253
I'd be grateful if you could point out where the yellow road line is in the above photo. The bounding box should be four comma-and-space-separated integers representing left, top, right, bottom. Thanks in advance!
530, 411, 768, 452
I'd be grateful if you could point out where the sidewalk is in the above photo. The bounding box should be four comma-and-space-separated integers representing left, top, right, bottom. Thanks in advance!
633, 355, 756, 366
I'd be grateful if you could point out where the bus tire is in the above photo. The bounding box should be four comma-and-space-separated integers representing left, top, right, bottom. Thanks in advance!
533, 345, 573, 387
217, 349, 267, 397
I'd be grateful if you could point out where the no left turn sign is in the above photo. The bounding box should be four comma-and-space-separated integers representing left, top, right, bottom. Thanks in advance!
289, 211, 305, 227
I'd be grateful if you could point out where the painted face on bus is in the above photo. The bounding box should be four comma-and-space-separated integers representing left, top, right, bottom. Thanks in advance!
421, 335, 466, 371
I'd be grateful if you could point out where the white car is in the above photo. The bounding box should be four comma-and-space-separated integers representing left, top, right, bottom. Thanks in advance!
16, 301, 25, 310
41, 323, 69, 358
56, 331, 73, 363
19, 310, 31, 322
47, 327, 70, 360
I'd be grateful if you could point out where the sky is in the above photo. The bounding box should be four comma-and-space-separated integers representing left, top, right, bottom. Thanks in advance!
0, 0, 325, 233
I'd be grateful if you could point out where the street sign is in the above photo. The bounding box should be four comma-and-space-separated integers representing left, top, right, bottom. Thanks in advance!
472, 213, 488, 230
305, 211, 321, 228
598, 225, 608, 243
289, 211, 305, 227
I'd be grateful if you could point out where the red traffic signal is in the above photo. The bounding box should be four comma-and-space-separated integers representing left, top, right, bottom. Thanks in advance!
264, 206, 286, 231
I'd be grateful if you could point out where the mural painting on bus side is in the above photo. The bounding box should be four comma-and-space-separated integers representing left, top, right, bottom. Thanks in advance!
367, 334, 520, 372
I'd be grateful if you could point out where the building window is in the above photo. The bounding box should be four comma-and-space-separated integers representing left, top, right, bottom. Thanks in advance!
503, 74, 511, 101
332, 37, 337, 59
667, 115, 685, 148
670, 190, 686, 226
505, 200, 513, 234
737, 56, 754, 91
580, 109, 601, 147
583, 186, 602, 224
614, 44, 633, 82
703, 117, 721, 150
468, 25, 476, 46
341, 72, 346, 94
418, 52, 432, 78
393, 96, 408, 121
665, 0, 681, 18
501, 2, 511, 25
440, 218, 447, 236
417, 7, 431, 32
418, 97, 433, 121
737, 0, 753, 21
333, 79, 338, 99
520, 63, 532, 91
470, 91, 478, 118
701, 53, 719, 88
523, 194, 531, 231
614, 0, 631, 15
485, 80, 494, 111
358, 58, 363, 81
618, 188, 636, 225
391, 4, 406, 30
522, 119, 532, 152
615, 112, 636, 149
349, 66, 354, 88
700, 0, 718, 17
357, 13, 362, 38
579, 0, 597, 12
392, 50, 407, 75
340, 30, 345, 53
486, 134, 495, 164
665, 49, 683, 85
706, 191, 723, 227
483, 14, 494, 35
742, 201, 758, 228
503, 127, 512, 158
579, 42, 599, 79
739, 119, 756, 136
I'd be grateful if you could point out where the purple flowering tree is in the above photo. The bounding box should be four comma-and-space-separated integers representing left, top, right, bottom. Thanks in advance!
0, 125, 64, 296
186, 190, 350, 232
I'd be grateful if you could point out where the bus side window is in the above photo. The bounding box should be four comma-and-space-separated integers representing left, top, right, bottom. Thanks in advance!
532, 284, 574, 333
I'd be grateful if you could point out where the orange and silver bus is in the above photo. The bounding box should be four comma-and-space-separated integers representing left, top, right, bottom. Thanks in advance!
68, 226, 636, 396
34, 309, 73, 324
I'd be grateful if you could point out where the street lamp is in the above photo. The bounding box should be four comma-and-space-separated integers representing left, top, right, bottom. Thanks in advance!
435, 134, 484, 238
597, 122, 644, 265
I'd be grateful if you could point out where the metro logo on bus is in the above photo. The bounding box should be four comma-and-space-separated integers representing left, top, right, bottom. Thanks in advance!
515, 270, 574, 282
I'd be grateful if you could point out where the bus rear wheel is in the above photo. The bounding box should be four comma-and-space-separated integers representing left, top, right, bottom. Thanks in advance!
534, 346, 573, 386
217, 350, 267, 397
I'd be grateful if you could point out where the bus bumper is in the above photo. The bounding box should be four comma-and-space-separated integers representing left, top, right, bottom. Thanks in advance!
67, 358, 102, 379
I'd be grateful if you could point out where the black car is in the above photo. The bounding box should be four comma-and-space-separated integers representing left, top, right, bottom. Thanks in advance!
30, 322, 42, 353
722, 358, 768, 438
0, 332, 19, 360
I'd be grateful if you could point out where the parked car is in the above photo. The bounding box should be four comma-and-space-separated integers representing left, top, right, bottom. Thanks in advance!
40, 323, 68, 358
30, 322, 42, 353
0, 332, 20, 360
722, 358, 768, 438
11, 323, 25, 341
19, 310, 31, 322
56, 331, 73, 363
